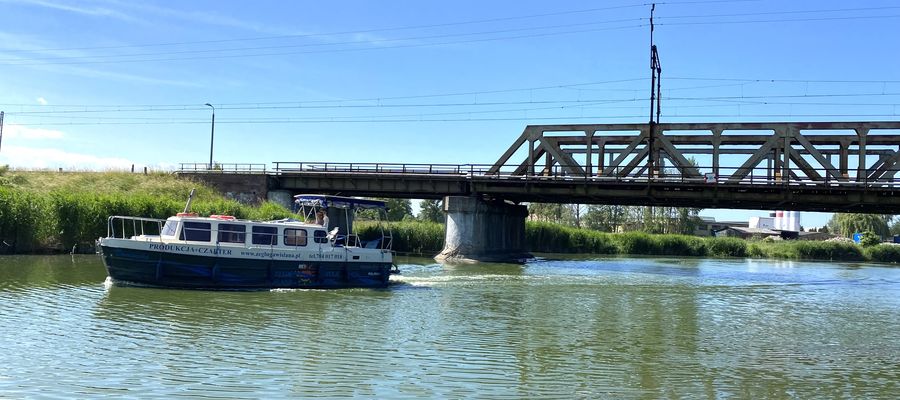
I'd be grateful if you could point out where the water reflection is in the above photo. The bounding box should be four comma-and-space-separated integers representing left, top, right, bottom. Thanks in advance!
0, 254, 897, 398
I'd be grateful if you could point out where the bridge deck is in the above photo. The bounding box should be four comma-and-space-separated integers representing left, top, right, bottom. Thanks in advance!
177, 121, 900, 213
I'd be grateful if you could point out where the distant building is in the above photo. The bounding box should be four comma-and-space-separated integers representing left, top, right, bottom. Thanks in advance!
716, 227, 836, 241
694, 216, 748, 237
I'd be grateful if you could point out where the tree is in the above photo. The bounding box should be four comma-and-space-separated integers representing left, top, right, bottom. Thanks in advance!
383, 198, 413, 221
890, 218, 900, 236
418, 199, 443, 222
859, 231, 881, 247
827, 213, 891, 238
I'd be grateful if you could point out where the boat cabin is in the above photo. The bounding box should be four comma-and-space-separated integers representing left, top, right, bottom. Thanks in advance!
158, 215, 333, 248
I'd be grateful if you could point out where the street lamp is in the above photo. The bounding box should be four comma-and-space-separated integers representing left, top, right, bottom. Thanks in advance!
204, 103, 215, 170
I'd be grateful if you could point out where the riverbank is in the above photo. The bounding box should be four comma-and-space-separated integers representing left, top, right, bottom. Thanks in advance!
2, 170, 897, 263
358, 220, 900, 264
0, 171, 293, 253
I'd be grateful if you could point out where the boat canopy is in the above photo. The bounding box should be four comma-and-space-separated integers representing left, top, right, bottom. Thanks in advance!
293, 195, 386, 210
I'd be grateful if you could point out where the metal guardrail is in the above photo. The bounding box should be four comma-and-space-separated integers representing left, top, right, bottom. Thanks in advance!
178, 163, 267, 173
271, 161, 900, 189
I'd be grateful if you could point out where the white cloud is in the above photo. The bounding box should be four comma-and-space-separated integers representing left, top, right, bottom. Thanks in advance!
3, 124, 64, 139
36, 97, 47, 105
0, 145, 133, 170
0, 32, 203, 87
0, 0, 139, 22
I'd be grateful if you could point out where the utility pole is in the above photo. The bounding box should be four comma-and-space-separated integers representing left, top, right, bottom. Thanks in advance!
0, 111, 4, 152
204, 103, 215, 170
648, 4, 662, 179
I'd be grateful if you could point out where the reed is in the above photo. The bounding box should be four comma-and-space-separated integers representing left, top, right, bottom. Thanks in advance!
704, 237, 748, 258
0, 170, 297, 253
747, 240, 865, 262
525, 221, 618, 254
863, 244, 900, 263
356, 220, 444, 255
0, 187, 55, 253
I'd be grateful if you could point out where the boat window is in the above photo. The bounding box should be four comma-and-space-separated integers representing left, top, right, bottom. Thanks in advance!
218, 223, 246, 244
252, 226, 278, 245
180, 222, 211, 242
313, 230, 328, 244
284, 229, 308, 247
161, 220, 178, 237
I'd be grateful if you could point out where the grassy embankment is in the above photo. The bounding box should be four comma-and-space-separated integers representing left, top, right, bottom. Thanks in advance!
0, 170, 293, 253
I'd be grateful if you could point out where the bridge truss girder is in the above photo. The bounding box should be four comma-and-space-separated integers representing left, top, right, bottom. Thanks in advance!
489, 121, 900, 185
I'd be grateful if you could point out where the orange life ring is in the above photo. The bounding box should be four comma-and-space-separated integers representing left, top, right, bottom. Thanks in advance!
210, 215, 236, 220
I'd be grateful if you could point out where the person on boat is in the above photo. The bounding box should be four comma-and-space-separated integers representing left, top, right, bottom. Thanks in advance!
315, 210, 329, 228
315, 211, 324, 225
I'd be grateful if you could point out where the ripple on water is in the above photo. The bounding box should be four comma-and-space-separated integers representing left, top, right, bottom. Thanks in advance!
1, 255, 899, 398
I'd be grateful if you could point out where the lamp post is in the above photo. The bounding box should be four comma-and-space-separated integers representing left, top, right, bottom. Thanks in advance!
204, 103, 215, 170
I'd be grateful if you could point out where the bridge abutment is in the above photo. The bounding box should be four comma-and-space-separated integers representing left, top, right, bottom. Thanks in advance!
435, 196, 531, 263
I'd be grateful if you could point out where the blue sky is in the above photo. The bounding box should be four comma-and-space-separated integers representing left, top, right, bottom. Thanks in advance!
1, 0, 899, 227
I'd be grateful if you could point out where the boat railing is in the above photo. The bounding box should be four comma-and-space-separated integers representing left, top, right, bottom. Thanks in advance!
107, 216, 168, 241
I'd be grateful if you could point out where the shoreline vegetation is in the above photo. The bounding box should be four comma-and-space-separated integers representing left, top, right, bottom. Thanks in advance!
1, 170, 898, 264
358, 221, 900, 264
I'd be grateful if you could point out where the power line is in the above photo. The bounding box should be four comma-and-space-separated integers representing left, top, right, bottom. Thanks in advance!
0, 18, 645, 63
6, 3, 889, 66
12, 98, 899, 123
6, 91, 898, 116
658, 5, 900, 20
0, 0, 756, 54
0, 24, 647, 66
0, 4, 648, 54
658, 13, 900, 26
11, 113, 900, 127
669, 77, 900, 83
0, 78, 647, 110
4, 76, 898, 110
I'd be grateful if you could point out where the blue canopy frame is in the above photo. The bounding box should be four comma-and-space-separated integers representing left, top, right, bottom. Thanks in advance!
293, 195, 386, 210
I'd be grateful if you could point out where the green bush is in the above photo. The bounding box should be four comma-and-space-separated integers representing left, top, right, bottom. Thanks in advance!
864, 244, 900, 263
357, 220, 444, 255
525, 221, 617, 254
0, 188, 55, 252
859, 231, 881, 247
705, 237, 748, 258
613, 231, 656, 255
792, 241, 864, 261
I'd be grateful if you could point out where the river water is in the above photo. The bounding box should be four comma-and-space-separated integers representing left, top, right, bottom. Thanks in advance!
0, 255, 897, 399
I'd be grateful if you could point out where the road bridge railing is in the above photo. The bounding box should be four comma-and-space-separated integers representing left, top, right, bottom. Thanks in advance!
272, 162, 900, 189
178, 163, 267, 174
274, 162, 492, 176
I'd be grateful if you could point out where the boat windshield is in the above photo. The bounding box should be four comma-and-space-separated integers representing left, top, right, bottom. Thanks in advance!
161, 220, 178, 237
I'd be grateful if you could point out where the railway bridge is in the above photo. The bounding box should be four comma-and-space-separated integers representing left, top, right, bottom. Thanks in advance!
179, 121, 900, 261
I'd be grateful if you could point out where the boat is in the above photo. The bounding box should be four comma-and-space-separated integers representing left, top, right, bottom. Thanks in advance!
97, 191, 395, 289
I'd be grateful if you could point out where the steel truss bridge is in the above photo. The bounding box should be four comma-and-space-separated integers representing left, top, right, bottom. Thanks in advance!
178, 121, 900, 213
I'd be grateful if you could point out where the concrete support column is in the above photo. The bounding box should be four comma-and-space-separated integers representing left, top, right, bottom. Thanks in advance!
435, 196, 530, 263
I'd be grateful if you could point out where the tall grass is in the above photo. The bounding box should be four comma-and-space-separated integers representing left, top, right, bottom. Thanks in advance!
748, 241, 864, 262
0, 187, 54, 253
0, 172, 295, 253
356, 220, 444, 255
3, 171, 221, 200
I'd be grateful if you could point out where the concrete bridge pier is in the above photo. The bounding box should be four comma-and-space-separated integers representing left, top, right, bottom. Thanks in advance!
435, 196, 531, 263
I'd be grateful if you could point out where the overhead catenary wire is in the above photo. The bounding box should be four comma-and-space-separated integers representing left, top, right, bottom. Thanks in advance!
0, 0, 758, 54
6, 92, 899, 116
1, 75, 898, 111
10, 113, 900, 127
3, 4, 896, 66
